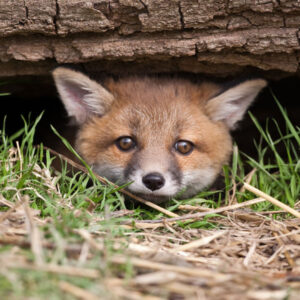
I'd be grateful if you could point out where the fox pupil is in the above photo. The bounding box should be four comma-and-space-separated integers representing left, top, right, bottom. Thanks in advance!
174, 140, 194, 155
116, 136, 135, 151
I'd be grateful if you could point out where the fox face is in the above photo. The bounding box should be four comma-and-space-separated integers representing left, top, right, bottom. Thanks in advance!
53, 68, 266, 202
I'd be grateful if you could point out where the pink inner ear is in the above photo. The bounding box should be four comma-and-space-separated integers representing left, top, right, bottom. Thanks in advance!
65, 80, 87, 104
63, 80, 90, 124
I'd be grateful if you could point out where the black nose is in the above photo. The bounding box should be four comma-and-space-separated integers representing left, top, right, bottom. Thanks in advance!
142, 173, 165, 191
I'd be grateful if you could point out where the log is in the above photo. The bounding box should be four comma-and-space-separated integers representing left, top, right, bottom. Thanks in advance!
1, 0, 300, 78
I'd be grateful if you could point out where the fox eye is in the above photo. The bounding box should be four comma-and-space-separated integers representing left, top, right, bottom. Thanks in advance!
174, 140, 194, 155
115, 136, 136, 151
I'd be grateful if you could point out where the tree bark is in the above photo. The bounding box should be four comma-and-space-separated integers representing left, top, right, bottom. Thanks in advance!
1, 0, 300, 78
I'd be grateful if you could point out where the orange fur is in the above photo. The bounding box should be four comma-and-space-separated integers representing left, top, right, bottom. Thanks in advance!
53, 69, 266, 202
77, 78, 230, 168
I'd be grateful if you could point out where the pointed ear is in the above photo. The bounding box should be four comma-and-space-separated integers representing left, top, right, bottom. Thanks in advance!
205, 79, 267, 129
52, 67, 115, 124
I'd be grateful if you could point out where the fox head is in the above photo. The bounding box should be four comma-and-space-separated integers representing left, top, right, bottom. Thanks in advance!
53, 68, 266, 202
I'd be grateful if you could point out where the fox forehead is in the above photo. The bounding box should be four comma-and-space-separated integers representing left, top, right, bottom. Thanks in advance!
106, 77, 220, 108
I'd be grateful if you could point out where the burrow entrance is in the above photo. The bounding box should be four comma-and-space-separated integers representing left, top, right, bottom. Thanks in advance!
1, 72, 299, 162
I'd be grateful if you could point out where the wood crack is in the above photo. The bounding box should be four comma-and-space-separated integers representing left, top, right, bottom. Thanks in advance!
138, 0, 149, 15
24, 0, 29, 19
53, 0, 60, 35
178, 2, 185, 30
19, 0, 29, 25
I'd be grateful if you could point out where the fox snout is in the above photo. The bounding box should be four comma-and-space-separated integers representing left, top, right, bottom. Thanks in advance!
52, 68, 267, 202
123, 149, 181, 201
128, 170, 178, 202
142, 173, 165, 191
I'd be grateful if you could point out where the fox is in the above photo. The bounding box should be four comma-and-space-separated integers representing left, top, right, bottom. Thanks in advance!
52, 68, 267, 203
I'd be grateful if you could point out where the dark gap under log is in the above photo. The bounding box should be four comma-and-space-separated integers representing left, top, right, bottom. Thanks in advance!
0, 73, 299, 163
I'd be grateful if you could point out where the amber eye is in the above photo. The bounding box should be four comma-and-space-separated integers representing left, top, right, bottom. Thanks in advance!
174, 140, 194, 155
115, 136, 136, 151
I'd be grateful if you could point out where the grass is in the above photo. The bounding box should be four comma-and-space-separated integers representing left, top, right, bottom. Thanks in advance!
232, 96, 299, 211
0, 93, 299, 299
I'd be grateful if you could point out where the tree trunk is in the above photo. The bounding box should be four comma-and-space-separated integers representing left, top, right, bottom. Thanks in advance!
1, 0, 300, 78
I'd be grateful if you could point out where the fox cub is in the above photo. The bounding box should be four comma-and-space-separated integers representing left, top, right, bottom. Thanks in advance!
53, 68, 266, 202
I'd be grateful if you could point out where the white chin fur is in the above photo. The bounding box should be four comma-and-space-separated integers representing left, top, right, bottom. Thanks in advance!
127, 169, 179, 196
93, 163, 217, 199
179, 167, 217, 198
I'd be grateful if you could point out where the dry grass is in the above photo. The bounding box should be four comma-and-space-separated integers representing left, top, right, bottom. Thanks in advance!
0, 147, 299, 300
1, 195, 300, 299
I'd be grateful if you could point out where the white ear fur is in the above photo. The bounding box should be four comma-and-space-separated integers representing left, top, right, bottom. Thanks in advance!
205, 79, 267, 129
52, 67, 115, 124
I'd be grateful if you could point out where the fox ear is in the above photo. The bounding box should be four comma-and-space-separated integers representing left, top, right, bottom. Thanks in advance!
52, 67, 115, 124
205, 79, 267, 129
